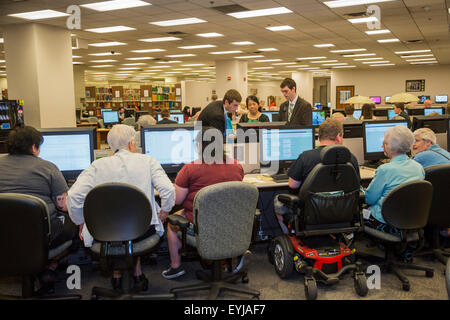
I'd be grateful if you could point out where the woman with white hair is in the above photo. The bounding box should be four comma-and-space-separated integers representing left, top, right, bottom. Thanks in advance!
364, 125, 425, 244
67, 124, 175, 293
412, 128, 450, 168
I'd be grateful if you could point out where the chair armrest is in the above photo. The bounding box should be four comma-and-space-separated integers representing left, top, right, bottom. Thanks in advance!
359, 190, 365, 206
167, 214, 190, 230
278, 194, 300, 207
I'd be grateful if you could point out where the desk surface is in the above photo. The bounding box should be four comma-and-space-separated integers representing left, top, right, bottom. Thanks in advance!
243, 174, 288, 188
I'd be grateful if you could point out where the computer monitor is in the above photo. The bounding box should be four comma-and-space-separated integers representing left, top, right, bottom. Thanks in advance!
424, 108, 443, 116
312, 110, 326, 126
156, 113, 185, 124
259, 126, 315, 172
418, 95, 431, 104
236, 122, 287, 143
369, 96, 381, 104
124, 108, 135, 118
38, 127, 95, 180
363, 120, 408, 161
353, 110, 362, 119
388, 109, 397, 120
343, 121, 363, 138
261, 111, 277, 122
447, 119, 450, 152
373, 108, 389, 117
385, 96, 391, 103
407, 108, 425, 116
412, 115, 448, 134
102, 110, 119, 125
141, 124, 198, 174
100, 108, 112, 118
435, 95, 448, 104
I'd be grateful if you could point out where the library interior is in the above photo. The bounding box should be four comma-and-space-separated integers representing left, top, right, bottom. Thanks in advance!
0, 0, 449, 302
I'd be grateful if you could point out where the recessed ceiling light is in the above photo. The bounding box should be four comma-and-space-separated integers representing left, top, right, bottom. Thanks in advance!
228, 7, 292, 19
150, 17, 206, 27
182, 64, 205, 66
365, 29, 391, 35
196, 32, 224, 38
252, 67, 274, 70
322, 63, 348, 66
377, 38, 400, 43
209, 51, 242, 55
400, 54, 434, 58
348, 17, 379, 24
314, 44, 335, 48
72, 55, 82, 58
85, 26, 136, 33
139, 37, 181, 42
165, 54, 196, 58
235, 55, 264, 59
149, 66, 170, 68
89, 52, 122, 56
362, 60, 391, 64
255, 59, 282, 62
122, 63, 146, 66
409, 61, 438, 64
406, 58, 437, 62
369, 63, 396, 66
0, 38, 3, 43
231, 41, 255, 45
297, 56, 327, 60
332, 65, 357, 68
258, 48, 278, 52
297, 67, 320, 70
89, 60, 117, 63
178, 44, 216, 49
156, 60, 181, 64
324, 0, 395, 8
89, 42, 126, 47
353, 57, 384, 61
311, 60, 338, 63
342, 53, 376, 57
395, 49, 431, 54
126, 57, 154, 60
73, 62, 85, 65
130, 49, 165, 53
265, 25, 294, 31
330, 49, 366, 53
91, 65, 114, 68
119, 67, 141, 70
81, 0, 151, 12
272, 62, 296, 65
8, 9, 69, 20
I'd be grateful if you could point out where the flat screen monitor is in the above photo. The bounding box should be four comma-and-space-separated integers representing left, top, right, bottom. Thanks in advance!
370, 96, 381, 104
124, 108, 135, 118
412, 116, 448, 134
103, 110, 119, 124
388, 109, 397, 120
447, 119, 450, 152
373, 108, 389, 117
407, 108, 425, 116
385, 96, 391, 103
363, 120, 408, 161
353, 110, 362, 119
312, 110, 326, 125
343, 122, 363, 138
418, 95, 431, 104
38, 127, 95, 180
261, 111, 277, 122
435, 95, 448, 104
236, 121, 287, 143
156, 113, 185, 123
424, 108, 443, 116
260, 126, 315, 171
141, 125, 199, 174
100, 108, 112, 118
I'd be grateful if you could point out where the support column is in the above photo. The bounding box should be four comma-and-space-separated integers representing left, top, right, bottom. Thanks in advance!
215, 60, 247, 101
73, 65, 86, 110
4, 23, 76, 128
291, 71, 314, 104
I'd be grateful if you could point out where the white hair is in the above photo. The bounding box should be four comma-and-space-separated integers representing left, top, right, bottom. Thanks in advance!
385, 125, 414, 154
413, 128, 436, 144
107, 124, 136, 151
137, 115, 156, 129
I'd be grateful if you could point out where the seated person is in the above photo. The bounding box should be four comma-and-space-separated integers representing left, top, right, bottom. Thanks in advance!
118, 107, 125, 122
274, 119, 361, 233
136, 114, 156, 147
157, 108, 177, 124
359, 103, 377, 120
364, 125, 424, 261
0, 126, 77, 293
162, 127, 244, 279
331, 112, 346, 121
393, 103, 411, 127
412, 128, 450, 167
67, 124, 175, 292
182, 106, 191, 123
239, 96, 270, 123
344, 104, 357, 121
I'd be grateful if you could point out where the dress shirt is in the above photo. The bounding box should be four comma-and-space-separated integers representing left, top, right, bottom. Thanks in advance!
288, 96, 299, 122
365, 154, 424, 224
67, 149, 175, 247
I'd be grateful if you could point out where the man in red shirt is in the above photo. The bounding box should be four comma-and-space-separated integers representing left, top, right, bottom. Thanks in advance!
162, 127, 244, 279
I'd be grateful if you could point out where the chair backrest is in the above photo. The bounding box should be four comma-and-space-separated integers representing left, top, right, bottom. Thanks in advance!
424, 164, 450, 226
83, 183, 152, 242
88, 116, 98, 123
0, 193, 49, 276
193, 181, 259, 260
298, 145, 361, 228
122, 117, 136, 127
381, 180, 433, 230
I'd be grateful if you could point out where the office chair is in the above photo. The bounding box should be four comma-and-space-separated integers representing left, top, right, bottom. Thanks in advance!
0, 193, 81, 300
122, 117, 136, 127
363, 180, 435, 291
271, 145, 367, 300
418, 164, 450, 264
87, 116, 98, 123
167, 181, 261, 300
83, 182, 174, 300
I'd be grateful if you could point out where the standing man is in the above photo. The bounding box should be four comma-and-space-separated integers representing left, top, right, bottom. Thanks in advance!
278, 78, 312, 126
197, 89, 241, 140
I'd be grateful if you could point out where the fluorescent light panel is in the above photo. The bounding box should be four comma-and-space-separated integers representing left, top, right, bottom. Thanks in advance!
255, 59, 282, 62
342, 53, 376, 57
332, 65, 356, 68
165, 54, 196, 57
231, 41, 255, 45
266, 25, 294, 31
89, 52, 122, 56
353, 57, 384, 61
311, 60, 338, 63
89, 60, 117, 63
395, 49, 431, 54
258, 48, 278, 52
377, 38, 400, 43
330, 49, 366, 53
196, 33, 223, 38
85, 26, 135, 33
122, 63, 146, 66
314, 44, 335, 48
297, 56, 327, 60
324, 0, 395, 8
228, 7, 292, 19
348, 17, 378, 24
272, 62, 296, 65
8, 9, 68, 20
406, 58, 437, 62
80, 1, 151, 12
209, 51, 242, 55
126, 57, 154, 60
400, 54, 434, 58
89, 42, 126, 47
150, 18, 206, 27
410, 61, 437, 64
235, 55, 264, 59
131, 49, 165, 53
365, 29, 391, 35
179, 44, 216, 49
362, 60, 390, 64
139, 37, 181, 42
369, 63, 395, 66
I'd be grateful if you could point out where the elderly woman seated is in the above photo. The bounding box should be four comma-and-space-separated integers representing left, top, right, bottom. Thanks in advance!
364, 125, 425, 261
412, 128, 450, 168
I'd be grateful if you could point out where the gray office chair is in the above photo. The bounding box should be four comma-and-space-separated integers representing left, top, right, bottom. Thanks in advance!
0, 193, 81, 300
167, 181, 260, 300
122, 117, 136, 127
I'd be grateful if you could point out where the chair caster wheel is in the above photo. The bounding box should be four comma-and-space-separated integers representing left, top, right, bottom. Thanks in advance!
242, 275, 249, 284
304, 278, 317, 300
354, 273, 368, 297
426, 270, 434, 278
402, 282, 410, 291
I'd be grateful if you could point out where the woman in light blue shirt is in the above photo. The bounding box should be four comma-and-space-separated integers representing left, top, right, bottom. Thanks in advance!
365, 125, 425, 233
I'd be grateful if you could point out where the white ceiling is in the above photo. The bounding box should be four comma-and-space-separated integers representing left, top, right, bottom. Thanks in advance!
0, 0, 449, 82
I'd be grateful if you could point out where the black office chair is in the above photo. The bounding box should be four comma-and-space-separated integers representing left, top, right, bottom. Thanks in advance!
83, 183, 174, 300
363, 180, 435, 291
271, 145, 367, 300
419, 164, 450, 264
0, 193, 81, 300
167, 181, 260, 300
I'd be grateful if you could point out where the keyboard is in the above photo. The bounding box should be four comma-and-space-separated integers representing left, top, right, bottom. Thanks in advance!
271, 173, 289, 182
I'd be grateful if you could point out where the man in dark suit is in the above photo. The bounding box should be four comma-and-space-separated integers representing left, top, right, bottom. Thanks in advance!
278, 78, 312, 126
197, 89, 242, 140
157, 108, 178, 124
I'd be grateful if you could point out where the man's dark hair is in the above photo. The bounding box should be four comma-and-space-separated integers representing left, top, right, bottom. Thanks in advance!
344, 104, 354, 116
394, 103, 405, 111
280, 78, 296, 91
318, 119, 343, 141
223, 89, 242, 104
161, 108, 170, 118
8, 126, 43, 155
